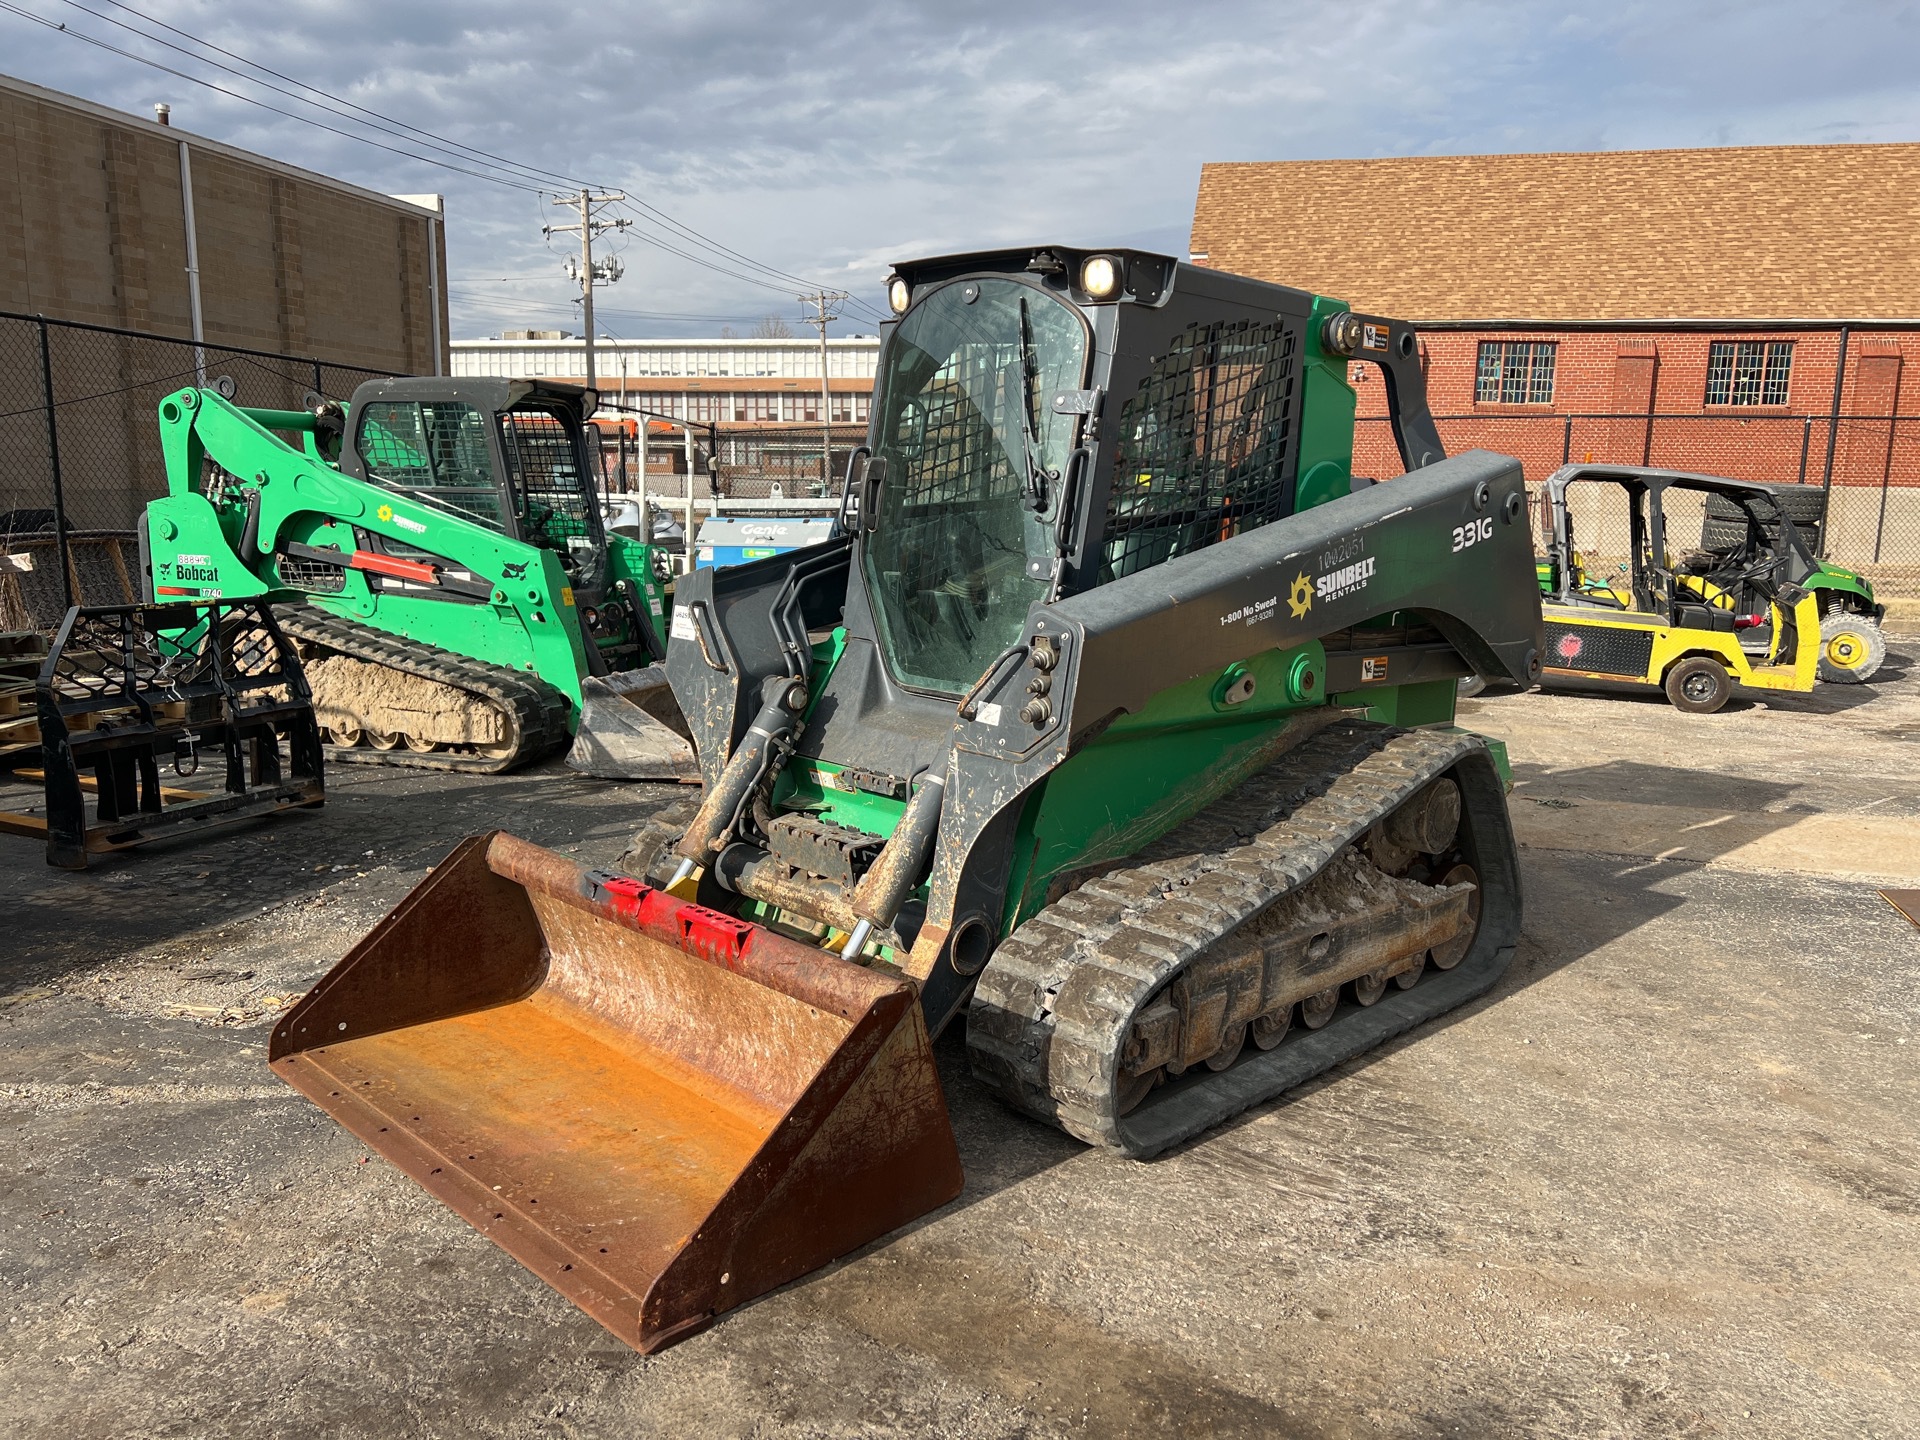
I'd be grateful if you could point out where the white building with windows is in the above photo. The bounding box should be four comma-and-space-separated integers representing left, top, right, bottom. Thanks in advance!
450, 334, 881, 426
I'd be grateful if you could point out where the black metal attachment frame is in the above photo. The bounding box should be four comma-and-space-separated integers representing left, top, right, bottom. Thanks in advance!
2, 600, 325, 869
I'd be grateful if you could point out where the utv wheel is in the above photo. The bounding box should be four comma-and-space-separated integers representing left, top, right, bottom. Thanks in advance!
1817, 613, 1886, 684
1664, 656, 1733, 714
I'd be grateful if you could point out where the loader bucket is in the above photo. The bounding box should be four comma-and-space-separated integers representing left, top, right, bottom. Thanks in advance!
268, 831, 963, 1353
566, 668, 700, 782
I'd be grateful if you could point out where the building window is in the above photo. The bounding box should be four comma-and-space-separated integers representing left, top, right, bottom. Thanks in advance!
1705, 340, 1792, 406
1475, 341, 1556, 404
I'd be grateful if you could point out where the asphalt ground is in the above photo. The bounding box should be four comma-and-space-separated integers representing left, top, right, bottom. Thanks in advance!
3, 638, 1918, 1440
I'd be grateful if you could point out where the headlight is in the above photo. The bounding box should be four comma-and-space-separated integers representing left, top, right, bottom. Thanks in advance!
1080, 255, 1121, 300
887, 276, 911, 314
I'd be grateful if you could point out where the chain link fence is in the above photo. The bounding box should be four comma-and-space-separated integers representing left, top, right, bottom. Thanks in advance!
0, 311, 394, 627
1358, 410, 1920, 597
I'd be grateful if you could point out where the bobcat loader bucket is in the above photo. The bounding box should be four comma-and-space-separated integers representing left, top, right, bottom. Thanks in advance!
566, 667, 700, 782
268, 831, 963, 1353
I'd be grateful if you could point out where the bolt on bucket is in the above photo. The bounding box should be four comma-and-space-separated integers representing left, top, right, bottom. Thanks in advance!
566, 667, 700, 782
269, 831, 963, 1353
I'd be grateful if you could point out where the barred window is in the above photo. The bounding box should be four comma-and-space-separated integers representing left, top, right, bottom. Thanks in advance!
1475, 341, 1557, 404
1706, 341, 1792, 406
1106, 319, 1300, 582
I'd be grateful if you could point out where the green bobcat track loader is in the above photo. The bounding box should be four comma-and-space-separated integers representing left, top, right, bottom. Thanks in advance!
269, 247, 1546, 1354
141, 378, 693, 776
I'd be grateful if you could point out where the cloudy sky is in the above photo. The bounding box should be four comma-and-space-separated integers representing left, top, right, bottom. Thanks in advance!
5, 1, 1916, 339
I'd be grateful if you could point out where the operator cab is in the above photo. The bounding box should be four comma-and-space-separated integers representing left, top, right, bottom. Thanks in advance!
341, 377, 611, 589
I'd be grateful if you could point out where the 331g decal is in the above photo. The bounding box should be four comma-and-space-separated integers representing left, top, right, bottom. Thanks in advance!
1452, 516, 1495, 553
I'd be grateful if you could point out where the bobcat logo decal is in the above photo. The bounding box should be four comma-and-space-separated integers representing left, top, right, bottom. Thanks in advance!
501, 561, 528, 580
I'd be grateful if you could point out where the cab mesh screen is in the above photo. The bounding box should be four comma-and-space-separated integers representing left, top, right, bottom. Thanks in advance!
1104, 319, 1300, 582
500, 409, 598, 549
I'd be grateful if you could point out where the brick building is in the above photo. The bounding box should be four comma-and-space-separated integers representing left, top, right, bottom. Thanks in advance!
1190, 145, 1920, 574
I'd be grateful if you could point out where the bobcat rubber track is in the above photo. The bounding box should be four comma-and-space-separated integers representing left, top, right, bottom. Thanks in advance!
967, 721, 1520, 1158
278, 603, 572, 775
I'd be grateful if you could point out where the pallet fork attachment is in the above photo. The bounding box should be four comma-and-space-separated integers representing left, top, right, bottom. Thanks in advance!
269, 831, 963, 1353
0, 600, 323, 868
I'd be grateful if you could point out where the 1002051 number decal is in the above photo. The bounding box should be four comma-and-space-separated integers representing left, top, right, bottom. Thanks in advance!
1452, 517, 1495, 552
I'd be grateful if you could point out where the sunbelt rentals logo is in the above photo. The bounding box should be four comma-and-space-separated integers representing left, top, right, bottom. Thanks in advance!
1288, 572, 1314, 618
1310, 536, 1376, 607
375, 501, 427, 536
1316, 555, 1376, 603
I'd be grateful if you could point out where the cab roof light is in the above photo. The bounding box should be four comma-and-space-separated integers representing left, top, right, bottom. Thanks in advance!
1080, 255, 1121, 300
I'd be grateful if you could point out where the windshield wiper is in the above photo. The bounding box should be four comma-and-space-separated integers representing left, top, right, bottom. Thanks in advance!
1015, 298, 1053, 511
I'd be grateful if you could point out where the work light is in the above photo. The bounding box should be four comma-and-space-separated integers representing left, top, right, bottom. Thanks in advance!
887, 276, 911, 314
1080, 255, 1121, 299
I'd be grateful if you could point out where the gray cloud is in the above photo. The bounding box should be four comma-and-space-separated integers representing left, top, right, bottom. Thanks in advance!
6, 0, 1916, 338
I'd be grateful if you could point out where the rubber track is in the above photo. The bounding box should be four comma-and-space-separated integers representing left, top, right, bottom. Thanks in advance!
278, 603, 572, 775
967, 721, 1517, 1158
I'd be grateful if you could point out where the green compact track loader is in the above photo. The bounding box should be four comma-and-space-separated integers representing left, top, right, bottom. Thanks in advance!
141, 377, 693, 775
270, 247, 1546, 1354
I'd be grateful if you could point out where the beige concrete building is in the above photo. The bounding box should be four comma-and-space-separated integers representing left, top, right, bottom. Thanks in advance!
0, 73, 447, 369
0, 75, 450, 552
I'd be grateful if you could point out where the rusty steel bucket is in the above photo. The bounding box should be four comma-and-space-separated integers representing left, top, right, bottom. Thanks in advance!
268, 831, 964, 1353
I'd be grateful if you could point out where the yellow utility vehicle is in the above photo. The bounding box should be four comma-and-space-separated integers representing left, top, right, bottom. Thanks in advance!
1537, 465, 1821, 714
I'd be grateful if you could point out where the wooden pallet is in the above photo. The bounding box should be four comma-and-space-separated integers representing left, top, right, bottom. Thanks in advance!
0, 675, 34, 752
0, 631, 48, 684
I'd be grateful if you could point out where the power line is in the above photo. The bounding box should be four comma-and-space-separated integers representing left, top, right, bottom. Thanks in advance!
0, 1, 548, 191
799, 291, 849, 489
6, 1, 889, 330
75, 0, 600, 193
544, 190, 630, 387
49, 0, 571, 192
52, 1, 881, 312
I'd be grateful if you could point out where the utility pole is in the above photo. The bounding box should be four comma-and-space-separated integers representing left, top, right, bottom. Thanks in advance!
544, 190, 630, 388
800, 290, 848, 492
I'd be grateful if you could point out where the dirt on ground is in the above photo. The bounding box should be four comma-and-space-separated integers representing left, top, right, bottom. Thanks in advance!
2, 637, 1917, 1439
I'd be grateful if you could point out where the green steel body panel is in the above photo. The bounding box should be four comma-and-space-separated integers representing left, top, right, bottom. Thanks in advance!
1292, 295, 1362, 510
1000, 640, 1333, 930
1807, 561, 1876, 611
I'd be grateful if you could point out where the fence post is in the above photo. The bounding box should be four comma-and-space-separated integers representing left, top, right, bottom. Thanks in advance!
1819, 324, 1849, 497
1873, 410, 1895, 565
36, 317, 74, 612
1797, 415, 1810, 485
1561, 414, 1572, 465
310, 358, 323, 399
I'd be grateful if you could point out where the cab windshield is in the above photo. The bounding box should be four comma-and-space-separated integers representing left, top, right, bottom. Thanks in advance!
864, 278, 1088, 695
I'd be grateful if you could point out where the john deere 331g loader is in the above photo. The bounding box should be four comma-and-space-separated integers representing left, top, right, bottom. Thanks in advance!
270, 247, 1546, 1353
142, 377, 691, 775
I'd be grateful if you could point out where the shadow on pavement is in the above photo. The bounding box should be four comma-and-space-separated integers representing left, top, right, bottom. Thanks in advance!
0, 763, 689, 993
1173, 753, 1823, 1157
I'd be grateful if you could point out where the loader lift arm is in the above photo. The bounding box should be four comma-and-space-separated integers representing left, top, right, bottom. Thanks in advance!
147, 387, 594, 703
